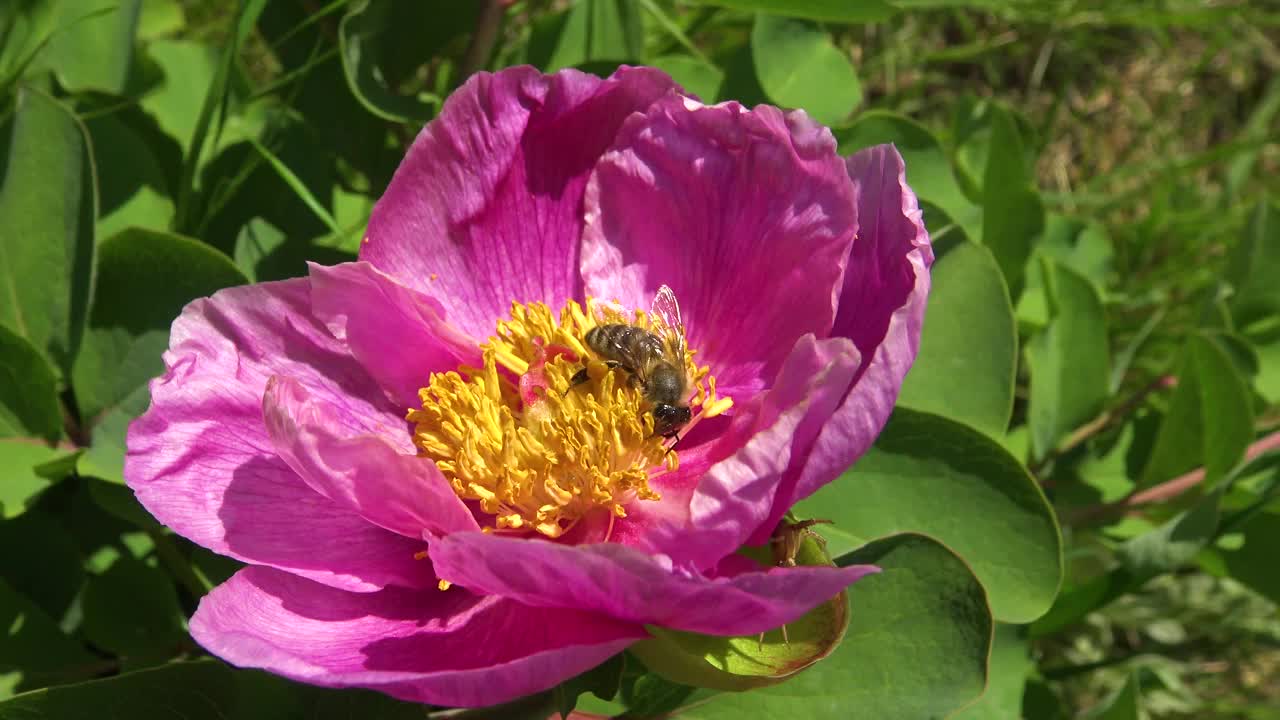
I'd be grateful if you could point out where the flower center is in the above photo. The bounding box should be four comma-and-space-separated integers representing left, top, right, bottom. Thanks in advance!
408, 299, 732, 539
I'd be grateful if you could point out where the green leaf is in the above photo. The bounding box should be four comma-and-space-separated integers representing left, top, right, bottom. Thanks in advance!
981, 105, 1043, 298
1027, 259, 1110, 460
87, 110, 176, 238
39, 0, 140, 94
1032, 489, 1225, 637
0, 510, 85, 623
677, 534, 992, 720
1141, 333, 1254, 487
693, 0, 896, 23
651, 55, 724, 102
81, 554, 184, 665
630, 527, 849, 690
555, 653, 625, 718
0, 577, 97, 697
0, 325, 61, 442
750, 14, 861, 126
0, 659, 427, 718
795, 408, 1062, 623
1083, 674, 1140, 720
1215, 509, 1280, 605
836, 111, 981, 242
337, 0, 446, 124
0, 440, 59, 519
1227, 201, 1280, 330
137, 39, 219, 152
0, 85, 97, 378
896, 242, 1016, 438
949, 624, 1033, 720
529, 0, 645, 73
0, 2, 58, 92
72, 228, 247, 426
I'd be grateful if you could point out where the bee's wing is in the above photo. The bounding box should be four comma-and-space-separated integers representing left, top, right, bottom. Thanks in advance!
650, 284, 687, 362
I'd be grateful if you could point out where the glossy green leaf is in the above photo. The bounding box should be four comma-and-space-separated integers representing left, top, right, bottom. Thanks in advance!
555, 653, 624, 718
677, 534, 992, 720
950, 624, 1033, 720
0, 440, 59, 518
72, 228, 247, 426
651, 55, 724, 102
693, 0, 896, 23
81, 555, 184, 664
750, 14, 861, 126
896, 241, 1016, 438
86, 111, 176, 239
1032, 489, 1225, 637
0, 2, 58, 91
0, 86, 96, 378
1083, 674, 1140, 720
137, 39, 219, 151
337, 0, 446, 124
981, 105, 1043, 298
837, 111, 981, 242
0, 325, 61, 442
1227, 201, 1280, 330
1027, 259, 1110, 460
795, 408, 1062, 623
630, 528, 848, 690
39, 0, 140, 94
0, 577, 96, 698
1141, 333, 1254, 487
1215, 509, 1280, 605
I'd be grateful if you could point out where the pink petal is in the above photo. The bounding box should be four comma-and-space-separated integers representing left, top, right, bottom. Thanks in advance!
361, 66, 676, 339
263, 375, 479, 539
308, 261, 478, 409
581, 100, 857, 399
789, 145, 933, 506
429, 533, 876, 636
125, 280, 432, 592
191, 566, 644, 708
630, 334, 861, 570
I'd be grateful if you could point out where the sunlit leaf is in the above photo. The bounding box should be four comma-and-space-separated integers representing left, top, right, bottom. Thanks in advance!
896, 241, 1016, 438
750, 14, 860, 126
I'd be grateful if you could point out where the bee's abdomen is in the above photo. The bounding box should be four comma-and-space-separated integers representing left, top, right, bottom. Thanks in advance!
586, 324, 663, 365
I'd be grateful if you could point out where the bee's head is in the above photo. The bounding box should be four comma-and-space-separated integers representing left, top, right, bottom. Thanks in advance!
652, 404, 692, 438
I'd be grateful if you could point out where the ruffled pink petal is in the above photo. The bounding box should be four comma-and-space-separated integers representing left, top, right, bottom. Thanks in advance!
191, 566, 644, 708
263, 376, 479, 539
787, 145, 933, 507
361, 66, 677, 339
581, 99, 857, 399
308, 261, 478, 409
125, 280, 432, 592
429, 533, 877, 636
626, 335, 861, 570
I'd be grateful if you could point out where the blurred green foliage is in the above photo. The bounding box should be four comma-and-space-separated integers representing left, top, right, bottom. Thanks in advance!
1, 0, 1278, 718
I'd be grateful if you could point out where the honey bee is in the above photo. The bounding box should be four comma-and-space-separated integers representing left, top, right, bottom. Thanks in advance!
570, 285, 691, 439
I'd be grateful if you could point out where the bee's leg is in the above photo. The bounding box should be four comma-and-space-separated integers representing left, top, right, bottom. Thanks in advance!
781, 623, 790, 646
564, 367, 591, 396
663, 432, 682, 456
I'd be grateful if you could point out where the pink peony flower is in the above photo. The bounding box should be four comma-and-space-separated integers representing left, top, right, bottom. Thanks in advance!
125, 66, 932, 708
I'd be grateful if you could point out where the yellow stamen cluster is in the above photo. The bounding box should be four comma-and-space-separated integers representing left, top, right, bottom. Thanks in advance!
408, 299, 731, 538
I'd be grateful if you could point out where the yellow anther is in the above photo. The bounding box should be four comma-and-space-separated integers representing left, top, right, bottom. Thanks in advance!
408, 299, 729, 538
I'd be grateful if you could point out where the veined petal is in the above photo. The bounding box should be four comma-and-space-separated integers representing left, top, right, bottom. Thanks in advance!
790, 145, 933, 506
628, 334, 861, 570
125, 280, 432, 592
191, 567, 644, 708
309, 261, 479, 409
362, 65, 677, 339
581, 99, 857, 399
429, 533, 876, 636
263, 375, 480, 539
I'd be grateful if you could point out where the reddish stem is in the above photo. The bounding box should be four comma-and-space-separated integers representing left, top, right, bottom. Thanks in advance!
1065, 430, 1280, 526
